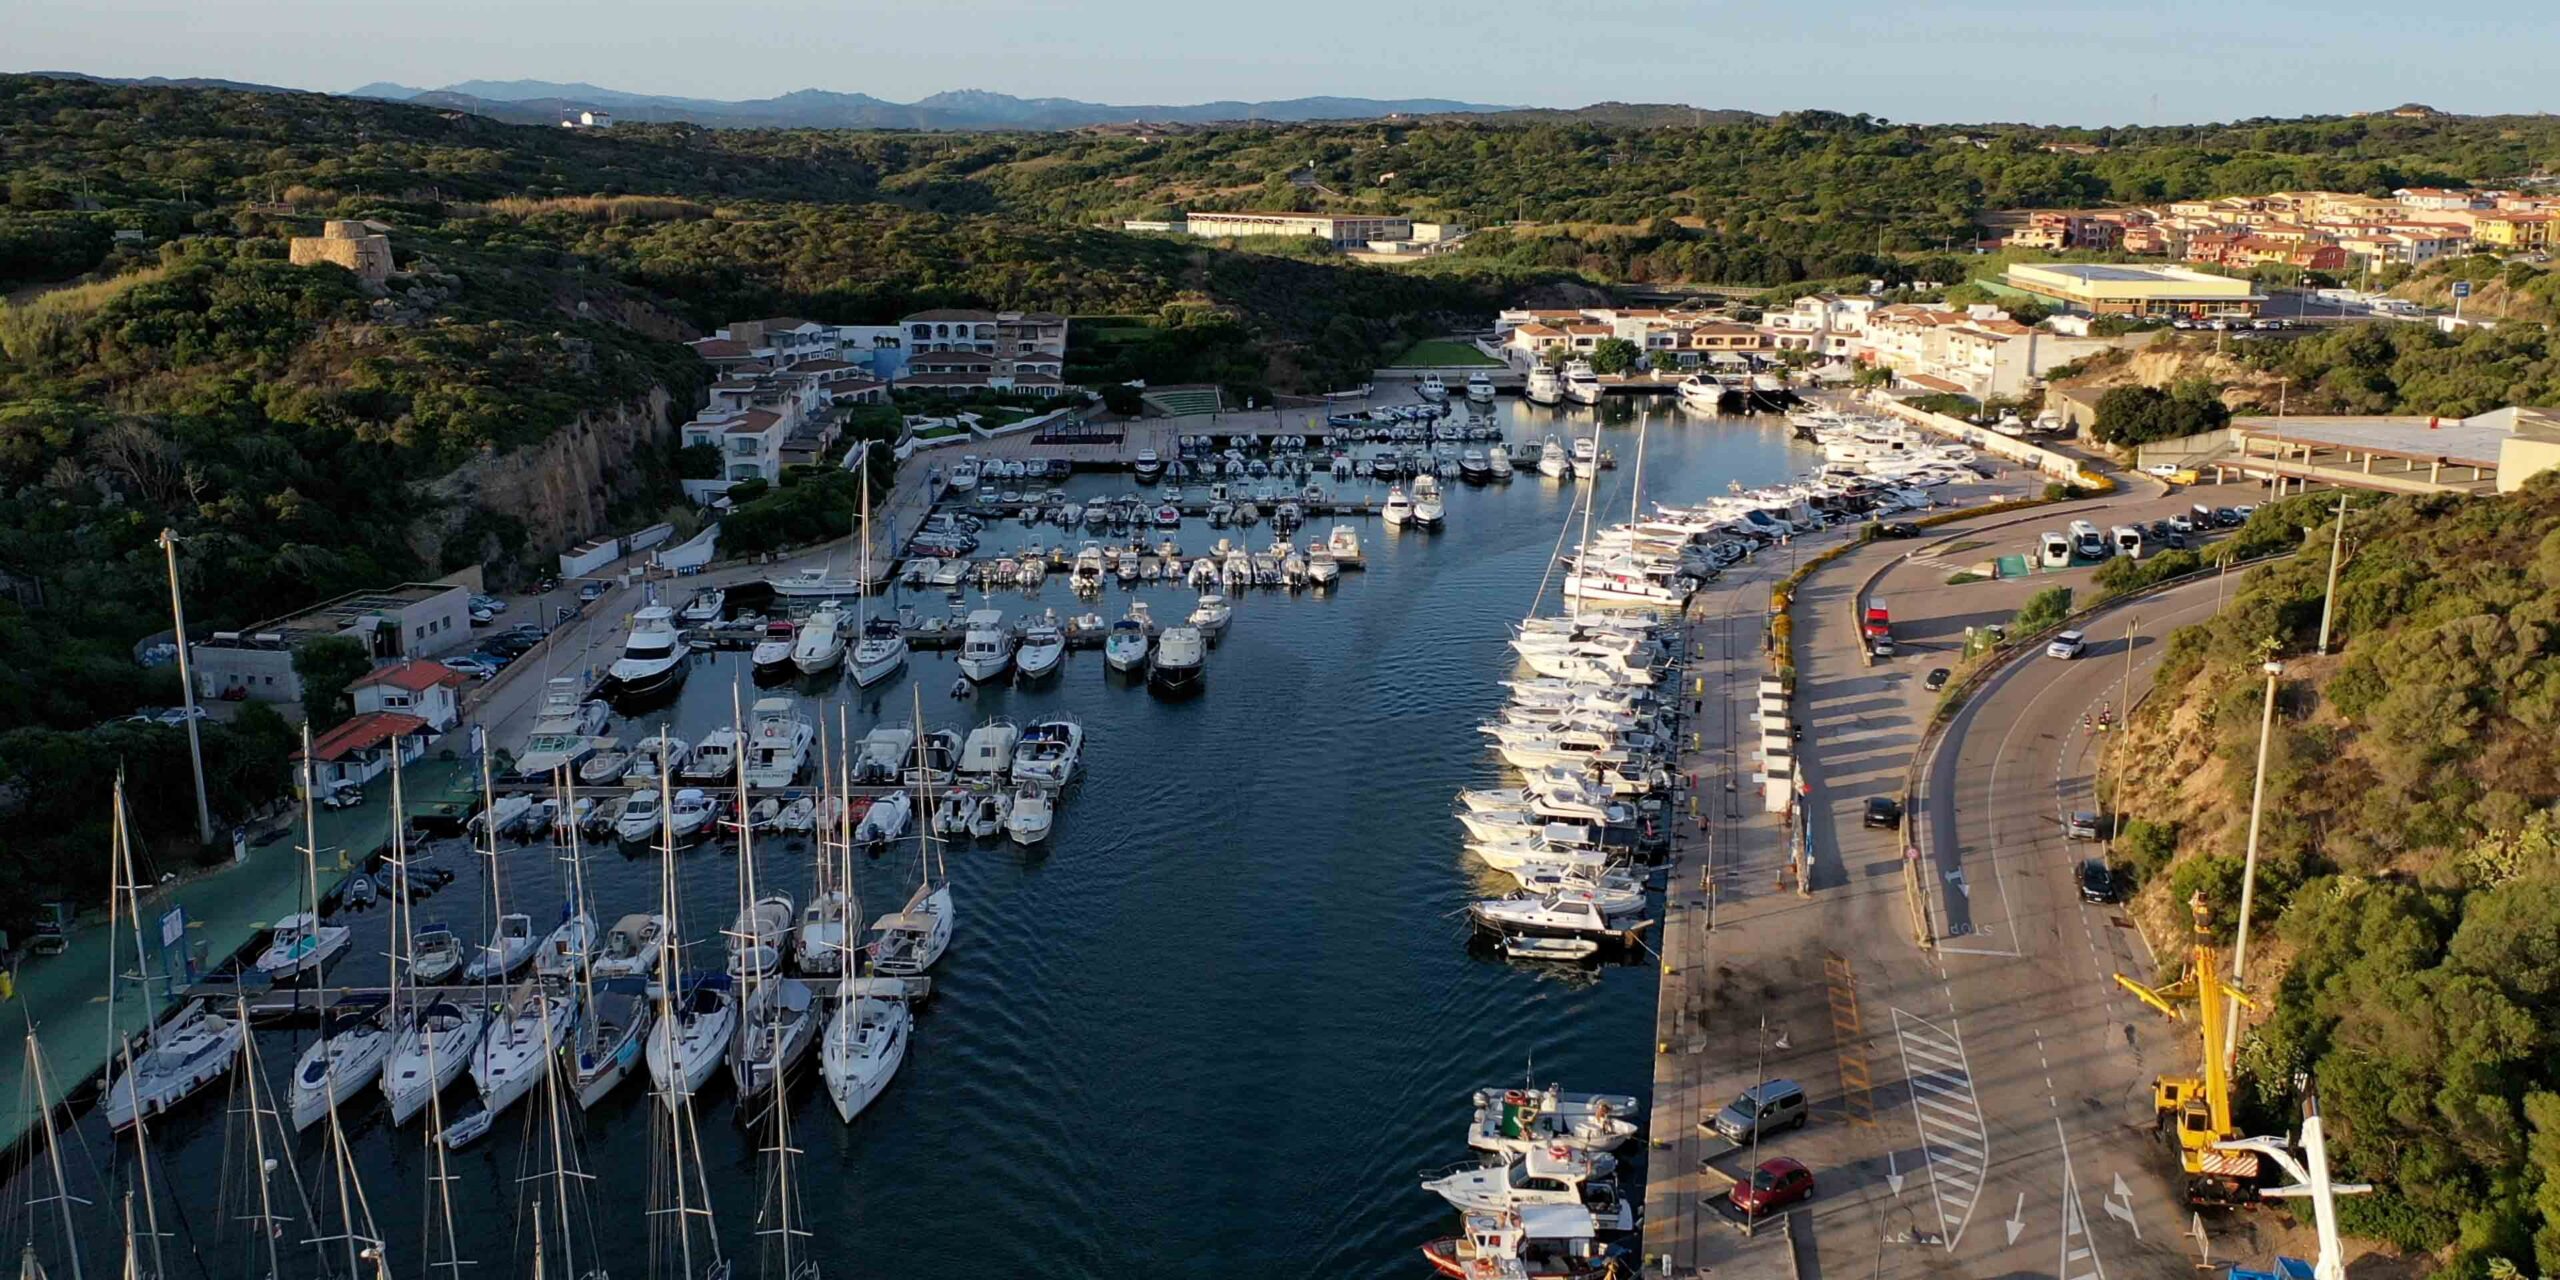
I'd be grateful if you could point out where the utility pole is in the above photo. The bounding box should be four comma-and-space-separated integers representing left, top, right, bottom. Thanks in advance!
2107, 614, 2136, 863
2277, 377, 2289, 419
159, 530, 216, 846
2225, 657, 2283, 1063
2315, 490, 2349, 655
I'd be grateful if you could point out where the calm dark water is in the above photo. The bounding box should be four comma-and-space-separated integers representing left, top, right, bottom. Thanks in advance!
17, 399, 1812, 1280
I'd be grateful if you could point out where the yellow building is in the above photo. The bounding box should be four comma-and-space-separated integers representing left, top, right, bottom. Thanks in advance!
2473, 213, 2555, 250
2002, 263, 2262, 318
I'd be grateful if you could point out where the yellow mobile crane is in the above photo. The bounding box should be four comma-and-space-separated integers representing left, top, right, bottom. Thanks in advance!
2115, 892, 2264, 1206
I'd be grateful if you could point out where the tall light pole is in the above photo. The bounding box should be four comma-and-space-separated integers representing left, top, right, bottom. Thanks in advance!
2225, 657, 2283, 1062
158, 530, 215, 846
2315, 490, 2349, 655
2107, 614, 2138, 862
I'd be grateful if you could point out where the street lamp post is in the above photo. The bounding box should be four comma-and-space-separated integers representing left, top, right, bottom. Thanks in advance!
158, 530, 215, 846
2225, 657, 2284, 1062
2315, 490, 2349, 655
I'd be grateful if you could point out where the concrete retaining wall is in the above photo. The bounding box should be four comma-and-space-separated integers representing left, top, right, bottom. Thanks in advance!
1865, 395, 2088, 481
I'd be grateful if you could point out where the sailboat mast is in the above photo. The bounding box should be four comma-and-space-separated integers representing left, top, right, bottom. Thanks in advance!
564, 767, 596, 1023
25, 1036, 85, 1280
1572, 437, 1597, 624
106, 778, 159, 1085
536, 987, 581, 1280
731, 687, 758, 1001
1629, 413, 1648, 525
232, 996, 289, 1280
856, 449, 871, 633
478, 751, 508, 990
120, 1042, 165, 1280
648, 740, 711, 1280
387, 751, 409, 1033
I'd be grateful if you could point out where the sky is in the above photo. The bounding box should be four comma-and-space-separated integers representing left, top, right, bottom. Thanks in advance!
6, 0, 2553, 125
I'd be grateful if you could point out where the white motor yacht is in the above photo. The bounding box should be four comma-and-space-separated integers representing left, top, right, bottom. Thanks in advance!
1537, 435, 1569, 479
613, 788, 663, 844
463, 913, 536, 982
1487, 441, 1514, 474
1465, 371, 1496, 402
1469, 887, 1638, 944
1562, 360, 1602, 405
1016, 613, 1066, 678
821, 984, 910, 1122
870, 883, 954, 976
101, 998, 243, 1131
956, 608, 1015, 682
1186, 593, 1232, 637
1411, 474, 1446, 528
1677, 372, 1725, 412
750, 620, 798, 672
1147, 625, 1205, 698
254, 912, 350, 982
381, 998, 483, 1126
1009, 718, 1083, 787
607, 606, 690, 698
645, 973, 738, 1106
851, 616, 908, 688
1525, 365, 1563, 406
1416, 374, 1450, 402
1423, 1146, 1636, 1233
667, 788, 717, 842
742, 696, 814, 788
1381, 485, 1413, 527
289, 1005, 392, 1130
588, 912, 667, 984
957, 719, 1022, 783
1327, 525, 1362, 566
1004, 784, 1053, 845
853, 725, 914, 784
1104, 613, 1152, 674
677, 586, 725, 625
513, 678, 611, 779
947, 455, 980, 492
682, 727, 741, 784
791, 602, 848, 674
576, 742, 632, 788
1307, 547, 1340, 586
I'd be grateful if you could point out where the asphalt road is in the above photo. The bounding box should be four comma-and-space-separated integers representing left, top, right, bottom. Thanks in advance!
1729, 479, 2309, 1278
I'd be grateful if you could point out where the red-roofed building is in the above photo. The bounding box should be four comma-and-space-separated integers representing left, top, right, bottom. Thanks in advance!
296, 711, 432, 793
350, 661, 464, 731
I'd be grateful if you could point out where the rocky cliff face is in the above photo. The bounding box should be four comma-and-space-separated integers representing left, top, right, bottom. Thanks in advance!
417, 383, 682, 576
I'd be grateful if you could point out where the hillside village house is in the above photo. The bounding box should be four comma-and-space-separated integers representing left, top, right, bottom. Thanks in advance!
897, 309, 1071, 397
681, 370, 825, 485
1762, 294, 1877, 357
1852, 304, 2131, 400
349, 660, 464, 733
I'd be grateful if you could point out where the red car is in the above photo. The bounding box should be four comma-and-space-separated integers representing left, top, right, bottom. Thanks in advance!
1731, 1157, 1815, 1215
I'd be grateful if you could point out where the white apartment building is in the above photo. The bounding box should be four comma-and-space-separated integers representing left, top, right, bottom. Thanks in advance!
1760, 294, 1877, 358
1853, 305, 2127, 400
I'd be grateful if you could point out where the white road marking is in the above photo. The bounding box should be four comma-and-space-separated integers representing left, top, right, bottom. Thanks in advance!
2057, 1118, 2107, 1280
1893, 1008, 1990, 1249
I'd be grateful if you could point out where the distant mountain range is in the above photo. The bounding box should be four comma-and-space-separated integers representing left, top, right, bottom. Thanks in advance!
344, 78, 1522, 130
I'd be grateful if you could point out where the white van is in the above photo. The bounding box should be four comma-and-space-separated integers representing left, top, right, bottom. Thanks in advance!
2068, 520, 2107, 560
2112, 524, 2144, 559
2040, 532, 2073, 569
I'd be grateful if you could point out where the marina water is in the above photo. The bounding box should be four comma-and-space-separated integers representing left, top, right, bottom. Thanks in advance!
18, 399, 1812, 1277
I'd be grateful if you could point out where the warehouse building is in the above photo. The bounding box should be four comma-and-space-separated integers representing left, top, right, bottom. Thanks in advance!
2002, 263, 2263, 319
1180, 211, 1414, 248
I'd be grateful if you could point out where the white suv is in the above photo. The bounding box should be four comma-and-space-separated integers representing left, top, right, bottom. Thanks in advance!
2046, 630, 2087, 659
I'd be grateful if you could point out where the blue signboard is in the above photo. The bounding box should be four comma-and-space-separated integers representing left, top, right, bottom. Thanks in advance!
2452, 281, 2473, 299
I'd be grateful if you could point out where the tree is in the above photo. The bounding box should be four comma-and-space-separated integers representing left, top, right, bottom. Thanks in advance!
2012, 586, 2074, 633
292, 636, 371, 732
2090, 382, 2230, 448
1100, 383, 1146, 416
1588, 337, 1641, 375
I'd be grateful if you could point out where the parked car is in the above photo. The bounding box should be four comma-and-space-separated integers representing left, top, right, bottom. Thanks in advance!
2079, 858, 2120, 903
2143, 463, 2182, 478
2234, 505, 2257, 523
1731, 1158, 1817, 1216
442, 656, 498, 679
1924, 667, 1951, 692
1710, 1080, 1809, 1144
1863, 797, 1903, 830
469, 594, 507, 615
2213, 507, 2243, 528
2168, 514, 2196, 535
2046, 630, 2087, 660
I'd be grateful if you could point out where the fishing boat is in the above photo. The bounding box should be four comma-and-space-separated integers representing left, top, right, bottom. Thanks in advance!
1147, 625, 1206, 698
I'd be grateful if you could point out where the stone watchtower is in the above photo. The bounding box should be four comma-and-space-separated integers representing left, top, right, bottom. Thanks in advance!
289, 220, 395, 286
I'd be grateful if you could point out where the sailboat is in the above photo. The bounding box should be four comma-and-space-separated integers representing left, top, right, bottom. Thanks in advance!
100, 775, 244, 1131
647, 739, 738, 1108
222, 996, 325, 1280
869, 688, 955, 979
381, 752, 488, 1127
726, 689, 817, 1108
288, 744, 391, 1131
19, 1034, 89, 1280
849, 451, 909, 689
470, 752, 580, 1122
794, 715, 856, 979
823, 712, 912, 1126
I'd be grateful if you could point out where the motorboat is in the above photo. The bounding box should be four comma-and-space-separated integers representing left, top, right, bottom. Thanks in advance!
750, 620, 799, 672
931, 789, 970, 838
1419, 1204, 1614, 1279
822, 984, 911, 1122
682, 727, 742, 784
1465, 370, 1496, 403
1411, 474, 1446, 528
463, 913, 536, 982
1009, 718, 1083, 786
666, 789, 717, 842
622, 732, 691, 785
1525, 365, 1563, 406
1469, 888, 1641, 945
1004, 784, 1053, 845
1016, 613, 1066, 678
577, 743, 631, 787
677, 586, 725, 625
1147, 625, 1205, 698
961, 791, 1007, 840
1133, 448, 1164, 482
1570, 435, 1599, 478
791, 602, 848, 674
613, 788, 663, 844
851, 616, 908, 688
1327, 525, 1362, 566
870, 882, 954, 976
947, 455, 980, 492
411, 923, 467, 985
726, 894, 796, 979
902, 730, 960, 788
1487, 441, 1514, 474
290, 1003, 393, 1130
101, 998, 243, 1131
1562, 360, 1602, 405
957, 608, 1015, 682
1532, 434, 1570, 480
1469, 1085, 1642, 1156
1417, 374, 1450, 402
729, 975, 818, 1102
854, 725, 914, 784
606, 606, 690, 698
513, 678, 612, 779
572, 977, 652, 1109
381, 998, 484, 1126
589, 912, 668, 984
856, 790, 914, 849
1104, 614, 1151, 673
1381, 485, 1413, 527
1186, 593, 1232, 638
764, 567, 867, 600
742, 696, 814, 788
253, 911, 351, 981
472, 979, 577, 1118
646, 973, 738, 1106
1677, 372, 1726, 412
957, 719, 1022, 782
1307, 547, 1340, 586
1458, 450, 1492, 483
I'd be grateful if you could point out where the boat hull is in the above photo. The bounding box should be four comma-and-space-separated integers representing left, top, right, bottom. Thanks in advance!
1147, 662, 1204, 698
